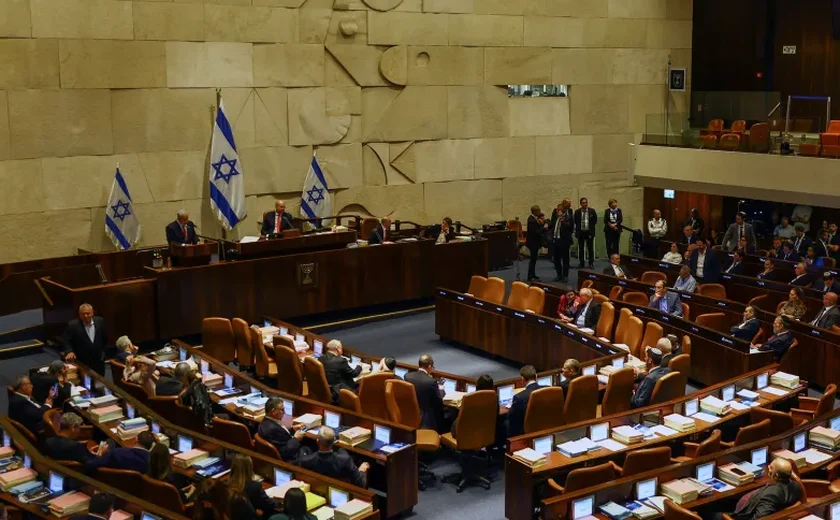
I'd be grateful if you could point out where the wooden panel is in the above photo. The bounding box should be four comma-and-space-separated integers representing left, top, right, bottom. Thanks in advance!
643, 187, 724, 242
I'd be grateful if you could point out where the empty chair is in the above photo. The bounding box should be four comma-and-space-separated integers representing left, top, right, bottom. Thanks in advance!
526, 286, 546, 314
581, 280, 594, 289
338, 388, 362, 413
202, 318, 236, 364
752, 328, 767, 345
719, 133, 741, 151
640, 271, 667, 285
564, 375, 598, 424
608, 286, 624, 300
800, 143, 821, 156
622, 291, 649, 307
721, 418, 771, 448
681, 335, 692, 355
595, 302, 615, 340
272, 336, 304, 395
681, 302, 690, 320
678, 429, 721, 461
613, 446, 674, 477
466, 275, 487, 299
593, 293, 608, 304
251, 325, 277, 381
507, 281, 530, 310
706, 119, 724, 134
484, 277, 506, 305
254, 433, 282, 461
747, 294, 768, 310
697, 284, 726, 299
524, 387, 566, 433
821, 120, 840, 145
623, 317, 644, 358
95, 468, 144, 496
695, 312, 727, 333
211, 417, 254, 450
548, 462, 616, 495
779, 338, 799, 373
664, 499, 703, 519
385, 380, 440, 489
231, 318, 253, 371
650, 372, 686, 405
360, 217, 379, 241
700, 134, 717, 148
614, 308, 633, 344
791, 384, 836, 422
358, 372, 396, 420
302, 357, 332, 404
750, 406, 801, 436
142, 475, 192, 516
600, 367, 634, 417
730, 120, 746, 134
749, 122, 771, 152
440, 391, 497, 492
641, 322, 664, 353
667, 353, 691, 378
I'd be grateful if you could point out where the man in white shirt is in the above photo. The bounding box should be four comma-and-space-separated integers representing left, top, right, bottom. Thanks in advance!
791, 204, 812, 233
647, 209, 667, 239
790, 262, 811, 287
673, 265, 697, 293
774, 216, 795, 239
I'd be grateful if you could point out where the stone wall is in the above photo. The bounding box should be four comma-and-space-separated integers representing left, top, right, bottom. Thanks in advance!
0, 0, 691, 263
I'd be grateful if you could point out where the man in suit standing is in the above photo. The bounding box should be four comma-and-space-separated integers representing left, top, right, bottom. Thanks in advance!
631, 348, 671, 408
368, 216, 393, 245
792, 225, 813, 256
63, 303, 108, 375
299, 427, 369, 487
689, 239, 721, 283
560, 288, 601, 329
574, 198, 597, 269
715, 458, 800, 520
506, 366, 542, 438
44, 413, 93, 465
603, 198, 623, 257
9, 375, 53, 434
405, 354, 445, 432
86, 431, 155, 474
731, 305, 760, 341
550, 199, 574, 283
810, 292, 840, 330
815, 272, 840, 294
261, 200, 295, 236
526, 205, 546, 281
722, 212, 756, 252
649, 280, 683, 317
751, 316, 795, 361
603, 254, 634, 279
165, 209, 198, 245
725, 250, 746, 275
790, 262, 812, 287
321, 340, 362, 394
258, 397, 306, 462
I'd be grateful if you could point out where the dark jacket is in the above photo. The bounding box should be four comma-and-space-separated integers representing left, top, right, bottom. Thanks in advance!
814, 280, 840, 294
603, 264, 633, 279
261, 212, 294, 236
792, 235, 813, 255
814, 240, 831, 259
526, 215, 543, 248
269, 514, 317, 520
404, 369, 444, 432
321, 352, 362, 393
244, 479, 278, 520
603, 208, 623, 233
299, 450, 366, 488
685, 217, 704, 238
811, 306, 840, 330
63, 317, 108, 375
8, 393, 47, 434
32, 373, 71, 407
729, 480, 801, 520
756, 269, 779, 281
631, 367, 671, 409
155, 375, 184, 397
689, 248, 721, 282
574, 208, 598, 237
730, 318, 760, 341
572, 301, 601, 329
549, 208, 573, 241
44, 436, 93, 465
506, 383, 542, 438
758, 331, 795, 361
780, 250, 801, 262
257, 418, 303, 462
368, 225, 390, 245
725, 261, 745, 275
790, 274, 812, 287
165, 220, 198, 245
85, 446, 150, 474
681, 234, 699, 248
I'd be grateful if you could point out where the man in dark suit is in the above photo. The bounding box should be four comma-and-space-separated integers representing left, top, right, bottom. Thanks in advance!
649, 280, 683, 317
815, 272, 840, 294
73, 491, 115, 520
685, 208, 704, 239
550, 199, 574, 283
810, 292, 840, 330
725, 250, 746, 275
32, 360, 72, 407
737, 237, 756, 256
574, 197, 597, 269
689, 239, 721, 283
631, 348, 671, 409
680, 225, 698, 249
368, 216, 392, 245
155, 362, 191, 396
558, 359, 581, 400
321, 340, 362, 394
792, 225, 813, 256
815, 230, 831, 259
165, 209, 198, 245
715, 458, 800, 520
299, 427, 369, 487
261, 199, 295, 236
560, 288, 601, 329
790, 262, 812, 287
603, 254, 634, 279
722, 212, 756, 252
779, 241, 800, 262
756, 258, 779, 281
9, 375, 53, 434
44, 412, 93, 465
603, 198, 623, 257
526, 205, 545, 281
86, 431, 155, 474
405, 354, 445, 432
752, 316, 795, 361
730, 305, 760, 341
62, 304, 108, 375
257, 397, 305, 462
506, 366, 542, 438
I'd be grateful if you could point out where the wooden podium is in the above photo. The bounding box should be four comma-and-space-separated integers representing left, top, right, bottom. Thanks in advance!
169, 241, 217, 267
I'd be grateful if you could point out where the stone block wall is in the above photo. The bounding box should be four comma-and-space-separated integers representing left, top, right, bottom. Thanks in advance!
0, 0, 691, 263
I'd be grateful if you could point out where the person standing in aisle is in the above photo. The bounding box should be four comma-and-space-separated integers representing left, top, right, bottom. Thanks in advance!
550, 199, 574, 283
603, 199, 623, 257
575, 198, 597, 269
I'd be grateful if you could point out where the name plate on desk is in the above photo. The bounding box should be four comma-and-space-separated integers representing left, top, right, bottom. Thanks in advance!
297, 262, 318, 290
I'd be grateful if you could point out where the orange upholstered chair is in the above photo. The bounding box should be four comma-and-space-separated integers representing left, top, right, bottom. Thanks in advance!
358, 372, 396, 420
623, 291, 649, 307
614, 308, 633, 344
706, 119, 724, 135
202, 317, 235, 364
720, 418, 771, 448
211, 417, 254, 450
524, 387, 566, 433
623, 316, 644, 357
272, 337, 304, 395
614, 446, 674, 477
484, 277, 506, 304
507, 281, 530, 311
609, 286, 624, 300
650, 372, 686, 404
251, 326, 277, 380
820, 120, 840, 145
385, 380, 440, 489
749, 122, 771, 152
593, 293, 608, 304
641, 321, 664, 353
800, 143, 821, 156
600, 367, 634, 417
596, 302, 615, 339
730, 120, 746, 134
564, 375, 598, 424
680, 429, 721, 460
821, 145, 840, 157
302, 357, 332, 404
695, 312, 727, 333
700, 134, 717, 148
749, 406, 802, 436
681, 335, 692, 355
231, 318, 253, 370
466, 275, 488, 299
719, 133, 741, 151
548, 462, 617, 495
338, 389, 362, 413
791, 384, 836, 422
697, 283, 726, 299
667, 354, 691, 378
526, 286, 546, 315
640, 271, 667, 285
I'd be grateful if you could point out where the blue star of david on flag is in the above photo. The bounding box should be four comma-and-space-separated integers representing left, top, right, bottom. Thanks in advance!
306, 185, 325, 206
211, 154, 240, 184
105, 167, 141, 250
110, 199, 132, 222
300, 155, 333, 228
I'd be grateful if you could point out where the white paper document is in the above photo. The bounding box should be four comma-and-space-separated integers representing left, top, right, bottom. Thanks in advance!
691, 412, 721, 424
761, 386, 788, 396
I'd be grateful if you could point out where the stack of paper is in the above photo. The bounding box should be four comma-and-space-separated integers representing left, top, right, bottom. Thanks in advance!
0, 468, 37, 491
266, 480, 311, 499
718, 463, 756, 486
613, 343, 630, 353
612, 425, 644, 445
512, 448, 546, 467
202, 372, 223, 388
660, 479, 699, 504
663, 414, 697, 433
625, 501, 658, 519
89, 404, 124, 423
0, 446, 15, 459
598, 501, 632, 520
443, 391, 466, 407
809, 426, 840, 450
625, 356, 646, 371
109, 510, 133, 520
737, 389, 759, 401
153, 347, 178, 361
293, 414, 322, 429
339, 427, 371, 446
770, 371, 800, 389
116, 418, 149, 440
772, 449, 806, 468
306, 492, 327, 511
237, 397, 267, 420
599, 365, 620, 377
334, 499, 374, 520
173, 449, 209, 468
700, 396, 730, 416
88, 394, 118, 408
311, 506, 335, 519
48, 491, 91, 517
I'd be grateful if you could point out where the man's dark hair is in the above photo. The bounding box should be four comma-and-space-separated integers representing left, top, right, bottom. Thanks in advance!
476, 374, 494, 391
579, 197, 587, 204
520, 365, 537, 381
265, 396, 283, 415
443, 217, 453, 227
137, 431, 156, 450
778, 316, 791, 329
88, 492, 115, 514
383, 357, 397, 371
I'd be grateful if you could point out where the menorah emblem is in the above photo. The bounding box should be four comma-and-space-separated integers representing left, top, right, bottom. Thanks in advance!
297, 262, 318, 289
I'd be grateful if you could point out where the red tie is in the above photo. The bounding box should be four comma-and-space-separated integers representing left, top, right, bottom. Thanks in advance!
383, 228, 387, 241
275, 214, 281, 234
182, 224, 187, 241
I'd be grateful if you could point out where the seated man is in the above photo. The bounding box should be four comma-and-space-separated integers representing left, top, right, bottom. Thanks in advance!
113, 335, 138, 364
810, 292, 840, 329
405, 354, 445, 432
86, 431, 155, 474
673, 265, 697, 293
9, 375, 53, 434
603, 254, 634, 279
715, 459, 800, 520
558, 359, 581, 401
44, 413, 93, 465
630, 348, 671, 409
82, 492, 116, 520
436, 217, 456, 244
790, 262, 811, 287
261, 199, 294, 236
32, 360, 71, 407
779, 241, 800, 262
815, 272, 840, 294
725, 250, 746, 275
299, 427, 369, 487
649, 280, 683, 317
155, 361, 192, 396
751, 316, 794, 361
730, 305, 760, 341
368, 216, 393, 245
736, 237, 756, 256
559, 288, 601, 329
659, 337, 677, 367
257, 397, 305, 462
375, 356, 399, 377
506, 365, 543, 438
322, 340, 362, 394
756, 258, 778, 281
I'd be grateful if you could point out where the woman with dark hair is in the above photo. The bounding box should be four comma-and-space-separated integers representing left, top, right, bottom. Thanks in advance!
268, 488, 316, 520
451, 375, 500, 440
148, 443, 195, 503
779, 287, 807, 321
227, 454, 277, 520
557, 290, 580, 319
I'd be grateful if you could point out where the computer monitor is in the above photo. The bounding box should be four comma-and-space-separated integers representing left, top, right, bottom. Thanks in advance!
589, 422, 609, 442
442, 378, 457, 395
178, 435, 193, 453
179, 347, 188, 361
395, 367, 408, 379
250, 386, 259, 396
83, 375, 91, 390
324, 410, 341, 429
696, 462, 715, 482
263, 319, 271, 328
351, 355, 362, 366
830, 501, 840, 520
104, 388, 111, 396
721, 385, 735, 402
831, 416, 840, 432
274, 469, 292, 486
612, 358, 625, 368
466, 384, 476, 393
126, 404, 135, 420
279, 327, 288, 336
684, 398, 699, 417
537, 375, 553, 387
283, 399, 294, 416
23, 454, 31, 469
533, 436, 553, 455
793, 433, 806, 453
582, 365, 596, 376
200, 360, 209, 374
374, 424, 391, 445
571, 495, 594, 519
295, 333, 305, 344
2, 431, 9, 448
48, 472, 64, 494
224, 373, 234, 389
636, 478, 657, 501
498, 385, 514, 405
756, 372, 769, 390
329, 487, 349, 509
141, 513, 162, 520
751, 447, 768, 467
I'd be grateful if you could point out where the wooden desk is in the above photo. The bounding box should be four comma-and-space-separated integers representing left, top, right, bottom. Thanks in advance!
504, 365, 804, 520
223, 230, 358, 259
761, 490, 840, 520
482, 229, 518, 270
435, 289, 625, 371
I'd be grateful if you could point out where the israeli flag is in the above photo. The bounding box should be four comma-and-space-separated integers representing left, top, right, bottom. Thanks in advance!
300, 154, 333, 227
105, 167, 141, 250
209, 98, 247, 231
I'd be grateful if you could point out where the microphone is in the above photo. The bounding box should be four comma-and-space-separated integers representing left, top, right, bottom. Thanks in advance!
188, 221, 199, 229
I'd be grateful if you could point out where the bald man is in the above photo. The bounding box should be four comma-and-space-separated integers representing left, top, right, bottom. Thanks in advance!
560, 288, 601, 329
716, 458, 800, 520
404, 354, 445, 432
262, 200, 294, 236
62, 303, 109, 375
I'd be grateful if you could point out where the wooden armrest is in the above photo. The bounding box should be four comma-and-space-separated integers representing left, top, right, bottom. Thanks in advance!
790, 408, 814, 424
547, 478, 564, 495
682, 442, 701, 459
719, 440, 735, 450
827, 461, 840, 481
801, 479, 833, 499
720, 514, 734, 520
797, 396, 819, 411
608, 460, 622, 474
830, 478, 840, 494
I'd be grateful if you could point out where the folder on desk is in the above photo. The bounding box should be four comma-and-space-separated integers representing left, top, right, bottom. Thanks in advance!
443, 391, 466, 407
173, 449, 209, 468
266, 480, 311, 499
663, 414, 696, 433
334, 499, 373, 520
512, 448, 546, 467
90, 404, 125, 423
293, 413, 322, 429
699, 396, 730, 416
660, 479, 698, 504
0, 446, 15, 459
89, 394, 119, 408
612, 426, 644, 445
598, 501, 632, 520
0, 467, 37, 491
339, 427, 371, 446
48, 491, 91, 516
809, 426, 840, 450
306, 492, 327, 511
770, 371, 799, 389
311, 506, 335, 520
202, 373, 223, 388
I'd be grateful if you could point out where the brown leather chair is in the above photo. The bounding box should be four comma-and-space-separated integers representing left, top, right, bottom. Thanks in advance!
119, 377, 150, 402
95, 468, 144, 496
232, 318, 254, 371
43, 408, 62, 437
466, 275, 487, 299
526, 286, 546, 314
779, 338, 799, 373
719, 133, 741, 151
360, 217, 379, 241
640, 271, 668, 285
600, 367, 634, 417
593, 293, 608, 304
338, 388, 362, 413
667, 353, 691, 377
641, 321, 664, 354
507, 281, 529, 311
750, 406, 803, 436
624, 316, 644, 358
272, 337, 304, 396
614, 446, 674, 477
524, 387, 565, 433
484, 277, 506, 305
791, 383, 836, 422
650, 372, 686, 405
721, 418, 771, 448
614, 308, 633, 344
751, 328, 767, 345
385, 380, 440, 489
142, 474, 192, 515
564, 375, 598, 424
609, 286, 624, 301
695, 312, 727, 333
202, 317, 236, 364
681, 335, 692, 355
680, 429, 721, 460
302, 357, 332, 404
595, 302, 615, 339
548, 461, 617, 494
145, 395, 181, 423
622, 291, 649, 307
211, 416, 255, 450
172, 399, 208, 434
55, 460, 83, 470
747, 294, 768, 310
664, 499, 702, 519
358, 372, 396, 420
7, 418, 36, 444
581, 280, 594, 289
681, 302, 690, 320
697, 283, 726, 299
440, 390, 497, 492
254, 433, 282, 460
251, 325, 277, 380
